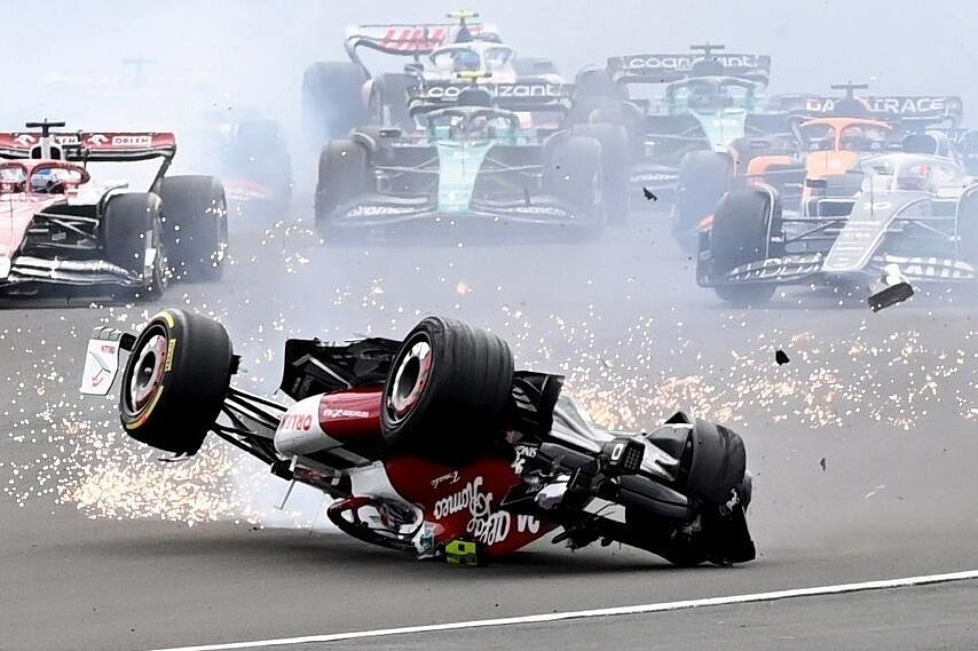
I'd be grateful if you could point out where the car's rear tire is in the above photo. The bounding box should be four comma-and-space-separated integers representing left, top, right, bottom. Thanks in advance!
706, 186, 781, 306
368, 73, 417, 130
315, 139, 370, 242
159, 175, 228, 282
103, 192, 166, 301
544, 135, 604, 240
678, 420, 748, 504
302, 62, 367, 148
571, 120, 630, 225
119, 309, 234, 455
380, 317, 514, 455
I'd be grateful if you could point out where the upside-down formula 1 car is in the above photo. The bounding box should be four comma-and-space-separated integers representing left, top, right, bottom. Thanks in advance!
0, 120, 227, 301
79, 311, 755, 567
696, 152, 978, 307
313, 82, 612, 242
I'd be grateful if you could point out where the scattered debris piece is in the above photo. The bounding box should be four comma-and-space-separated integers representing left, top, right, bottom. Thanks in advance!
642, 187, 658, 202
819, 457, 826, 472
868, 264, 914, 312
775, 350, 790, 365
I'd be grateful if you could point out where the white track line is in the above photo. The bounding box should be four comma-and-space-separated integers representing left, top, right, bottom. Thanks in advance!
148, 569, 978, 651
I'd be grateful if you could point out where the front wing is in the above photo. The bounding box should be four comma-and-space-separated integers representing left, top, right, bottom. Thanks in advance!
329, 193, 593, 230
700, 252, 977, 286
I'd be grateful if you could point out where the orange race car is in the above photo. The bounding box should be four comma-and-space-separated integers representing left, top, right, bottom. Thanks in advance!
746, 116, 894, 205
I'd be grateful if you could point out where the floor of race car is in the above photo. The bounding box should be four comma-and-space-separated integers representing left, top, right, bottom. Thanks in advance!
3, 199, 978, 651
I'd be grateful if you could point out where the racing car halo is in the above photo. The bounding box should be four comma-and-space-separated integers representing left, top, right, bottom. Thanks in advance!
80, 311, 755, 567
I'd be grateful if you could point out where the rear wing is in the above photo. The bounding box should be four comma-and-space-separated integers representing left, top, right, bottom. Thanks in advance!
344, 22, 501, 75
768, 94, 963, 126
607, 53, 771, 85
407, 79, 574, 116
0, 131, 176, 162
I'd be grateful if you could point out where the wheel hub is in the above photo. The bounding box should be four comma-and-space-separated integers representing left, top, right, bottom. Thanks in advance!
388, 340, 432, 421
129, 332, 167, 411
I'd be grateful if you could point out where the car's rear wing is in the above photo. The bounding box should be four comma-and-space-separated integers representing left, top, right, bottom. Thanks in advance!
0, 131, 176, 162
407, 79, 574, 116
344, 22, 501, 76
607, 53, 771, 85
768, 94, 963, 126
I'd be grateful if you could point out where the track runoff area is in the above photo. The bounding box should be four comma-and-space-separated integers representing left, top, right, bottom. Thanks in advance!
148, 569, 978, 651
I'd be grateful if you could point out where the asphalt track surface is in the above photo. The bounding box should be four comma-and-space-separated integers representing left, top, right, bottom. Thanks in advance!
3, 197, 978, 650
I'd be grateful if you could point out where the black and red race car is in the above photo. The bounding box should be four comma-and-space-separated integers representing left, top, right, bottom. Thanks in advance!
80, 311, 755, 567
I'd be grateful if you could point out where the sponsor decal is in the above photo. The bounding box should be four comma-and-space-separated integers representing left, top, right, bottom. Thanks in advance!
111, 135, 153, 147
13, 134, 35, 146
430, 470, 460, 490
281, 413, 313, 431
509, 206, 566, 216
422, 83, 564, 100
432, 475, 539, 546
320, 407, 371, 419
86, 134, 109, 146
634, 172, 678, 182
346, 205, 416, 217
624, 54, 760, 71
164, 339, 176, 372
804, 96, 950, 115
511, 444, 538, 475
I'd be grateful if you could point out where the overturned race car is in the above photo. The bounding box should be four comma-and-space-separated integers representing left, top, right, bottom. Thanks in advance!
80, 311, 755, 567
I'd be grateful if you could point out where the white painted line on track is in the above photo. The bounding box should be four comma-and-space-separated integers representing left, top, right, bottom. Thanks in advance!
147, 569, 978, 651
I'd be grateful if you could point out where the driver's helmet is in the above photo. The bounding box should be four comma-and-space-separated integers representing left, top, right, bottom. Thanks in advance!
840, 127, 868, 151
464, 114, 493, 140
687, 82, 716, 110
30, 167, 68, 194
897, 164, 936, 192
451, 49, 482, 72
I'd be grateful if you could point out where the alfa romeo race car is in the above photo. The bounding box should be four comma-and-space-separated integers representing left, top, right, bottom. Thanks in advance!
0, 120, 227, 300
301, 12, 563, 144
313, 83, 613, 242
696, 152, 978, 306
80, 311, 755, 566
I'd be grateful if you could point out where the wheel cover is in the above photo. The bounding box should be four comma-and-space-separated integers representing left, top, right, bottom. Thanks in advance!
387, 339, 432, 423
128, 327, 168, 414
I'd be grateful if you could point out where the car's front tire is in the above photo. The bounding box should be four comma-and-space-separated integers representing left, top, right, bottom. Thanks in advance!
120, 309, 234, 455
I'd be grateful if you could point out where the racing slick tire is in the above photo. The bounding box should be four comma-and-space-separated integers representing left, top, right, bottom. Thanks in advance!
957, 189, 978, 266
571, 120, 630, 225
705, 186, 780, 306
367, 73, 417, 130
103, 192, 167, 301
544, 135, 605, 240
679, 420, 748, 504
119, 309, 234, 456
302, 62, 367, 148
159, 175, 228, 283
381, 316, 514, 455
674, 151, 732, 248
315, 139, 370, 243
